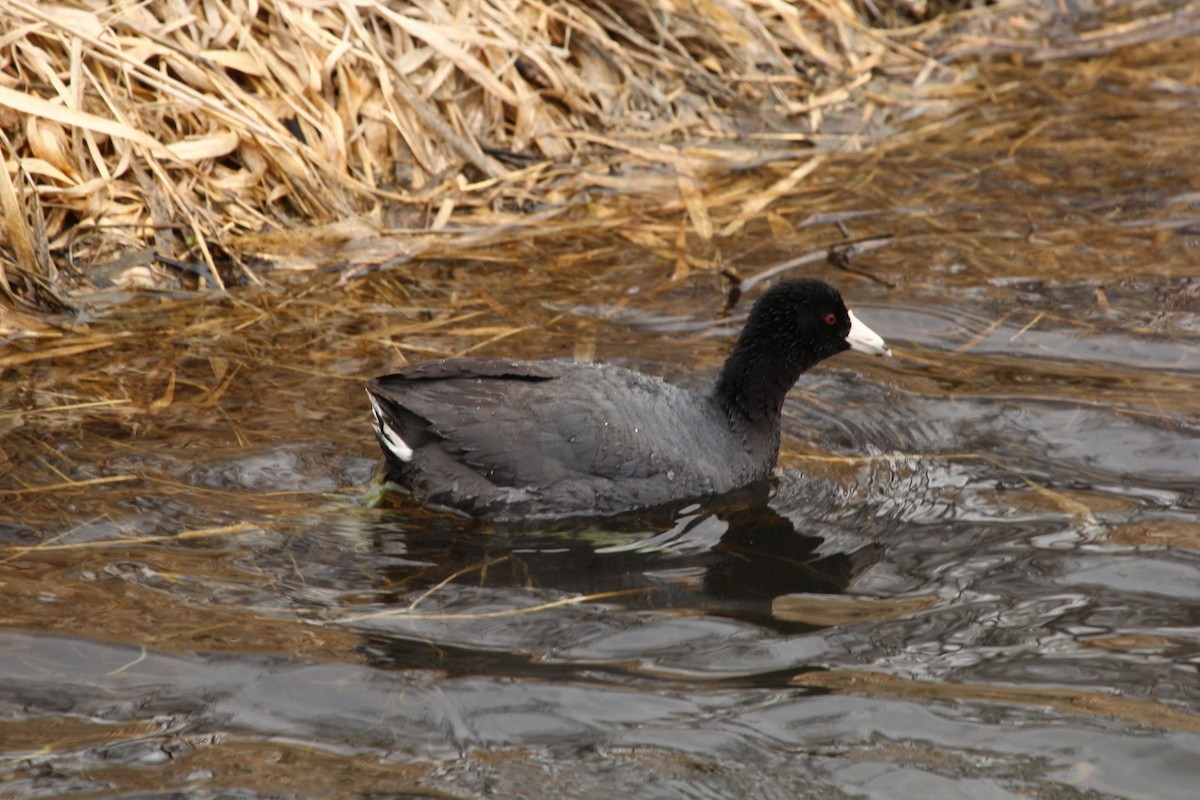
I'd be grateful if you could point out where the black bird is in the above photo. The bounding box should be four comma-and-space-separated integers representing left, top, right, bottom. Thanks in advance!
367, 279, 890, 519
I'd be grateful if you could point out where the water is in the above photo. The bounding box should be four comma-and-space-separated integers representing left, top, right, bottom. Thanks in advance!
3, 39, 1200, 800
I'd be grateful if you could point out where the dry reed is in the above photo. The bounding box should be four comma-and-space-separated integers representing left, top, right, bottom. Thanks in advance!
1, 0, 1195, 309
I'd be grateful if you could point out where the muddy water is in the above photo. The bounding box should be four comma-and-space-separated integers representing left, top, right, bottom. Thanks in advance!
4, 44, 1200, 799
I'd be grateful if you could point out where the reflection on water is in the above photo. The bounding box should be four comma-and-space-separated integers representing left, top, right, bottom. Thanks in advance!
365, 485, 866, 631
4, 39, 1200, 800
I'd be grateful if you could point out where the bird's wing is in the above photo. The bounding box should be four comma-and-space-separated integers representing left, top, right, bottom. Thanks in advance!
367, 359, 691, 487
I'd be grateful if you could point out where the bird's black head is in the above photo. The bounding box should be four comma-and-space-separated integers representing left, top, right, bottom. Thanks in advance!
715, 279, 889, 421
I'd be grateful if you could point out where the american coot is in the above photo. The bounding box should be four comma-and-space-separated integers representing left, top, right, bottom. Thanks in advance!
367, 279, 890, 519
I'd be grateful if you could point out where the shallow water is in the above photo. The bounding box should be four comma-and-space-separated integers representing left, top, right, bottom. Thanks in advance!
4, 40, 1200, 800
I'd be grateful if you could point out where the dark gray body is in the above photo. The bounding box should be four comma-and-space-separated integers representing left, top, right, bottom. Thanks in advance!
366, 279, 891, 520
367, 358, 779, 519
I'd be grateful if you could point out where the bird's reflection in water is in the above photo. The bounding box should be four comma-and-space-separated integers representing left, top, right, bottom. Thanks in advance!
371, 481, 878, 630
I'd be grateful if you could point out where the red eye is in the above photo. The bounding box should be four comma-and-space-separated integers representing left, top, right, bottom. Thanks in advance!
824, 313, 837, 326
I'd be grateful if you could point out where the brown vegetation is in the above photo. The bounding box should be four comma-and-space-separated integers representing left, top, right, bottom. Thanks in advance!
1, 0, 1195, 308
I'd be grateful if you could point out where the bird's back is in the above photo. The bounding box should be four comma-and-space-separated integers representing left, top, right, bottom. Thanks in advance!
367, 358, 777, 518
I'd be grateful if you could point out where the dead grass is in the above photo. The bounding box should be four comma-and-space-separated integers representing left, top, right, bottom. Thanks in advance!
1, 0, 1197, 310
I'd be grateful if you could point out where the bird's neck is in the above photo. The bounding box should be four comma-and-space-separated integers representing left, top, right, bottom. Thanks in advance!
714, 339, 809, 424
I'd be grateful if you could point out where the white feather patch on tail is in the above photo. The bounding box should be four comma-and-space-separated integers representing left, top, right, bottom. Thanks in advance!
367, 392, 413, 462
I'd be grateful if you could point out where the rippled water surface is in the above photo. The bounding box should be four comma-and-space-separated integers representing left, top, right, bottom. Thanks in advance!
4, 41, 1200, 799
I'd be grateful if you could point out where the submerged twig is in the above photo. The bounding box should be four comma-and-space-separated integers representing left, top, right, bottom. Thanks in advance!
0, 474, 138, 496
340, 587, 658, 623
0, 522, 258, 554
